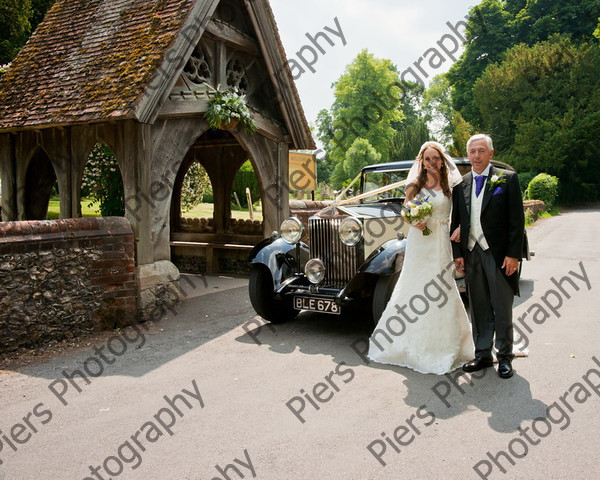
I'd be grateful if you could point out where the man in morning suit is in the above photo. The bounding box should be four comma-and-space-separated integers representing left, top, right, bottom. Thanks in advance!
451, 134, 525, 378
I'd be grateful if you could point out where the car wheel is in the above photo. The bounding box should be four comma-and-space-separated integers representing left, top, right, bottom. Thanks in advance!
371, 271, 400, 327
249, 265, 298, 324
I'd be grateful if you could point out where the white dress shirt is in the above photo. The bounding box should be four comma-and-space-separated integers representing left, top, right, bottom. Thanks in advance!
468, 165, 491, 251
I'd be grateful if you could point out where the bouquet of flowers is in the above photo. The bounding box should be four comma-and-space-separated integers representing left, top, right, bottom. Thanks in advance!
402, 196, 434, 236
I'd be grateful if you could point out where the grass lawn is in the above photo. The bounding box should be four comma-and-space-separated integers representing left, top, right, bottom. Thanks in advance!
47, 197, 101, 219
46, 197, 263, 221
182, 202, 263, 221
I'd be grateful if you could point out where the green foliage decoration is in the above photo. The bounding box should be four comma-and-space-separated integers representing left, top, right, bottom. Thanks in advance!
525, 173, 559, 211
205, 88, 256, 134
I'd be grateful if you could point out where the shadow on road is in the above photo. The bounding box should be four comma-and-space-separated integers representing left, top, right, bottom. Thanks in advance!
237, 306, 547, 433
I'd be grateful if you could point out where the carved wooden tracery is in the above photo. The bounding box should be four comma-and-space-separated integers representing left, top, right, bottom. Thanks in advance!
226, 58, 248, 92
183, 45, 212, 86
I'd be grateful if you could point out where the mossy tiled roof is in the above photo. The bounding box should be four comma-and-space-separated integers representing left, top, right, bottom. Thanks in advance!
0, 0, 195, 129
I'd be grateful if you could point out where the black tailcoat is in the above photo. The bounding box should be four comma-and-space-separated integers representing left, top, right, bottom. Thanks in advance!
451, 166, 525, 295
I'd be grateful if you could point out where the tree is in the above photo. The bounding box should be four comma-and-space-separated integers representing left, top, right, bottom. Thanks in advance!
0, 0, 55, 64
447, 0, 600, 127
396, 81, 425, 127
343, 138, 381, 181
231, 161, 260, 208
422, 75, 455, 146
446, 0, 516, 126
30, 0, 55, 33
314, 109, 335, 184
514, 0, 600, 44
181, 162, 211, 212
81, 144, 124, 216
389, 122, 430, 161
473, 36, 600, 201
449, 111, 475, 157
0, 0, 32, 64
328, 50, 404, 186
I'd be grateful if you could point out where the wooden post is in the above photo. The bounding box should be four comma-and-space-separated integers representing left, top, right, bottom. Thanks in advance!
233, 191, 242, 209
246, 187, 253, 220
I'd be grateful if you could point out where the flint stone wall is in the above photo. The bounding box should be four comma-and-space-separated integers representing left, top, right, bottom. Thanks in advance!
0, 217, 137, 353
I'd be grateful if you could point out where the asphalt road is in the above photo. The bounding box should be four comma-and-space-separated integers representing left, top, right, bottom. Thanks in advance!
1, 205, 599, 480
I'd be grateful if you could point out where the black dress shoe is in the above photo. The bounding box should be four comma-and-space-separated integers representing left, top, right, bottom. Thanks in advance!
462, 357, 494, 372
497, 358, 514, 378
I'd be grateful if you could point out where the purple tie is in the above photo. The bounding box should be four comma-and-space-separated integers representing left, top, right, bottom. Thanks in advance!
475, 175, 486, 197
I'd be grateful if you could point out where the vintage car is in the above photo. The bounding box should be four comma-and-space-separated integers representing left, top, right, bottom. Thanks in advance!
248, 158, 531, 324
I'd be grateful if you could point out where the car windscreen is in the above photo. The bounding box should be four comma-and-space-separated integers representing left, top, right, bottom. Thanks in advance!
361, 169, 409, 203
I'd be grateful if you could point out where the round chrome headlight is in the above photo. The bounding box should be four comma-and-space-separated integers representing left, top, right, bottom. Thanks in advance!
280, 217, 304, 244
305, 258, 326, 284
339, 217, 363, 246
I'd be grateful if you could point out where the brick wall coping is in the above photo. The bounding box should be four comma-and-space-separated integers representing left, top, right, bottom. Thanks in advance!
0, 217, 132, 240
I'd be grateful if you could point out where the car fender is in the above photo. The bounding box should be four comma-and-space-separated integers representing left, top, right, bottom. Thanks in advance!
360, 237, 408, 275
341, 237, 407, 297
249, 237, 310, 287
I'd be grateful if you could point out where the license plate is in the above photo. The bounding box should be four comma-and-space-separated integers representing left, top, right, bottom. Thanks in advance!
294, 296, 341, 315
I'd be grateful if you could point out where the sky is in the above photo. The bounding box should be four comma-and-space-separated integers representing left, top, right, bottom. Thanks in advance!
269, 0, 482, 132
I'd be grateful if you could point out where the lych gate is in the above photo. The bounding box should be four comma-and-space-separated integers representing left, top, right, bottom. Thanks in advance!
0, 0, 314, 310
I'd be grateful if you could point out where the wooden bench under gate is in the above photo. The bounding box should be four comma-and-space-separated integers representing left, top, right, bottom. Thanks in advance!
170, 232, 262, 274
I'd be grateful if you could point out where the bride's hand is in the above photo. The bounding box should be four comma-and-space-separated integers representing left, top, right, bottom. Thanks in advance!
414, 221, 427, 231
450, 225, 461, 242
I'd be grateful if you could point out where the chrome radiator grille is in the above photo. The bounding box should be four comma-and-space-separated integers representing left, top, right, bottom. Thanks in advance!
309, 217, 361, 288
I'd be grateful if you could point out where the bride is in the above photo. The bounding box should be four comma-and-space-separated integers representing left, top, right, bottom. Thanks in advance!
367, 141, 474, 374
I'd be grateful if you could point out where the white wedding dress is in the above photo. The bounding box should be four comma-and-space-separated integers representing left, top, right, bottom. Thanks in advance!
367, 192, 474, 374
